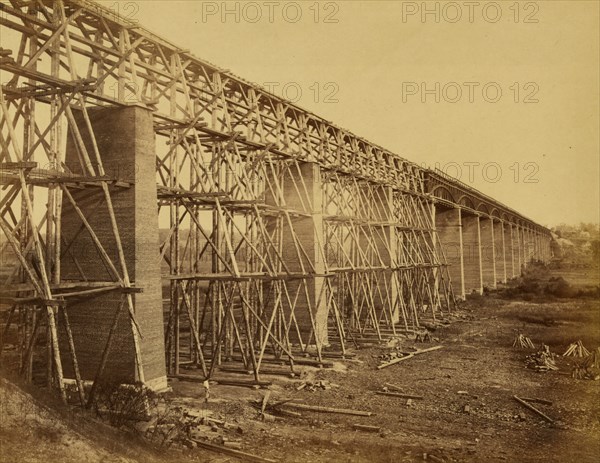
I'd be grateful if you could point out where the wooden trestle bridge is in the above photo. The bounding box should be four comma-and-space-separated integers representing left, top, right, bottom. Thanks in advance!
0, 0, 551, 404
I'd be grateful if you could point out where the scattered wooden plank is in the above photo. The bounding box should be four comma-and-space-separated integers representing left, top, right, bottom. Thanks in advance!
219, 367, 294, 377
427, 454, 446, 463
513, 395, 555, 424
192, 439, 277, 463
173, 375, 271, 388
216, 379, 272, 388
521, 397, 553, 406
377, 353, 414, 369
383, 382, 404, 392
377, 346, 443, 370
275, 408, 302, 418
292, 358, 334, 368
353, 424, 381, 433
376, 391, 424, 400
282, 403, 372, 416
400, 345, 444, 356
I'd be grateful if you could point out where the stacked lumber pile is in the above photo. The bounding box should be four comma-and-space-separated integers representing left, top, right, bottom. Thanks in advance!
571, 347, 600, 380
525, 345, 558, 372
513, 333, 535, 349
586, 347, 600, 369
570, 365, 599, 380
563, 340, 590, 357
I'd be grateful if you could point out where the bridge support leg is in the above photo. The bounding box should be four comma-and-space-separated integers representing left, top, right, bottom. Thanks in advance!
480, 217, 496, 290
275, 162, 327, 347
544, 233, 551, 261
523, 228, 530, 265
435, 207, 465, 300
527, 229, 535, 263
515, 226, 523, 276
462, 214, 483, 295
60, 106, 167, 390
494, 220, 507, 284
506, 224, 516, 278
376, 187, 399, 324
522, 228, 529, 268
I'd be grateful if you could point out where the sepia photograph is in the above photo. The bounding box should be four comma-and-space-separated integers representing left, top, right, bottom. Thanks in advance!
0, 1, 598, 462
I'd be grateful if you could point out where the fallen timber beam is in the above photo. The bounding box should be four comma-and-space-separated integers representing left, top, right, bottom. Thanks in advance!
384, 382, 405, 392
377, 345, 444, 370
376, 392, 424, 400
218, 367, 296, 378
280, 403, 372, 417
215, 380, 271, 389
513, 395, 555, 424
521, 397, 553, 406
172, 374, 272, 388
200, 354, 334, 368
192, 439, 277, 463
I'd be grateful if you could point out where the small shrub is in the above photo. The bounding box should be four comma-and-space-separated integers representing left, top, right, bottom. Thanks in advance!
91, 380, 154, 429
545, 277, 577, 298
90, 380, 191, 448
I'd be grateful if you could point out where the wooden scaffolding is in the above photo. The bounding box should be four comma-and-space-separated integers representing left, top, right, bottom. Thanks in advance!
0, 0, 455, 400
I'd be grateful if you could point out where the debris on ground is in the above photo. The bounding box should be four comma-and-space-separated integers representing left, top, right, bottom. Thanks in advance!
525, 344, 558, 371
295, 379, 337, 392
144, 404, 247, 450
415, 330, 432, 343
563, 340, 591, 357
513, 333, 535, 349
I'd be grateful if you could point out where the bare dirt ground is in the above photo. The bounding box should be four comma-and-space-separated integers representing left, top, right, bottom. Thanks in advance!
1, 264, 599, 463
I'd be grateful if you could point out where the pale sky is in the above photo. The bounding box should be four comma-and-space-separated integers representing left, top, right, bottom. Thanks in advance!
103, 0, 599, 228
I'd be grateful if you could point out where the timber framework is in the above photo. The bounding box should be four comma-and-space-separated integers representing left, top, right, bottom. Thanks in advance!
0, 0, 552, 403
